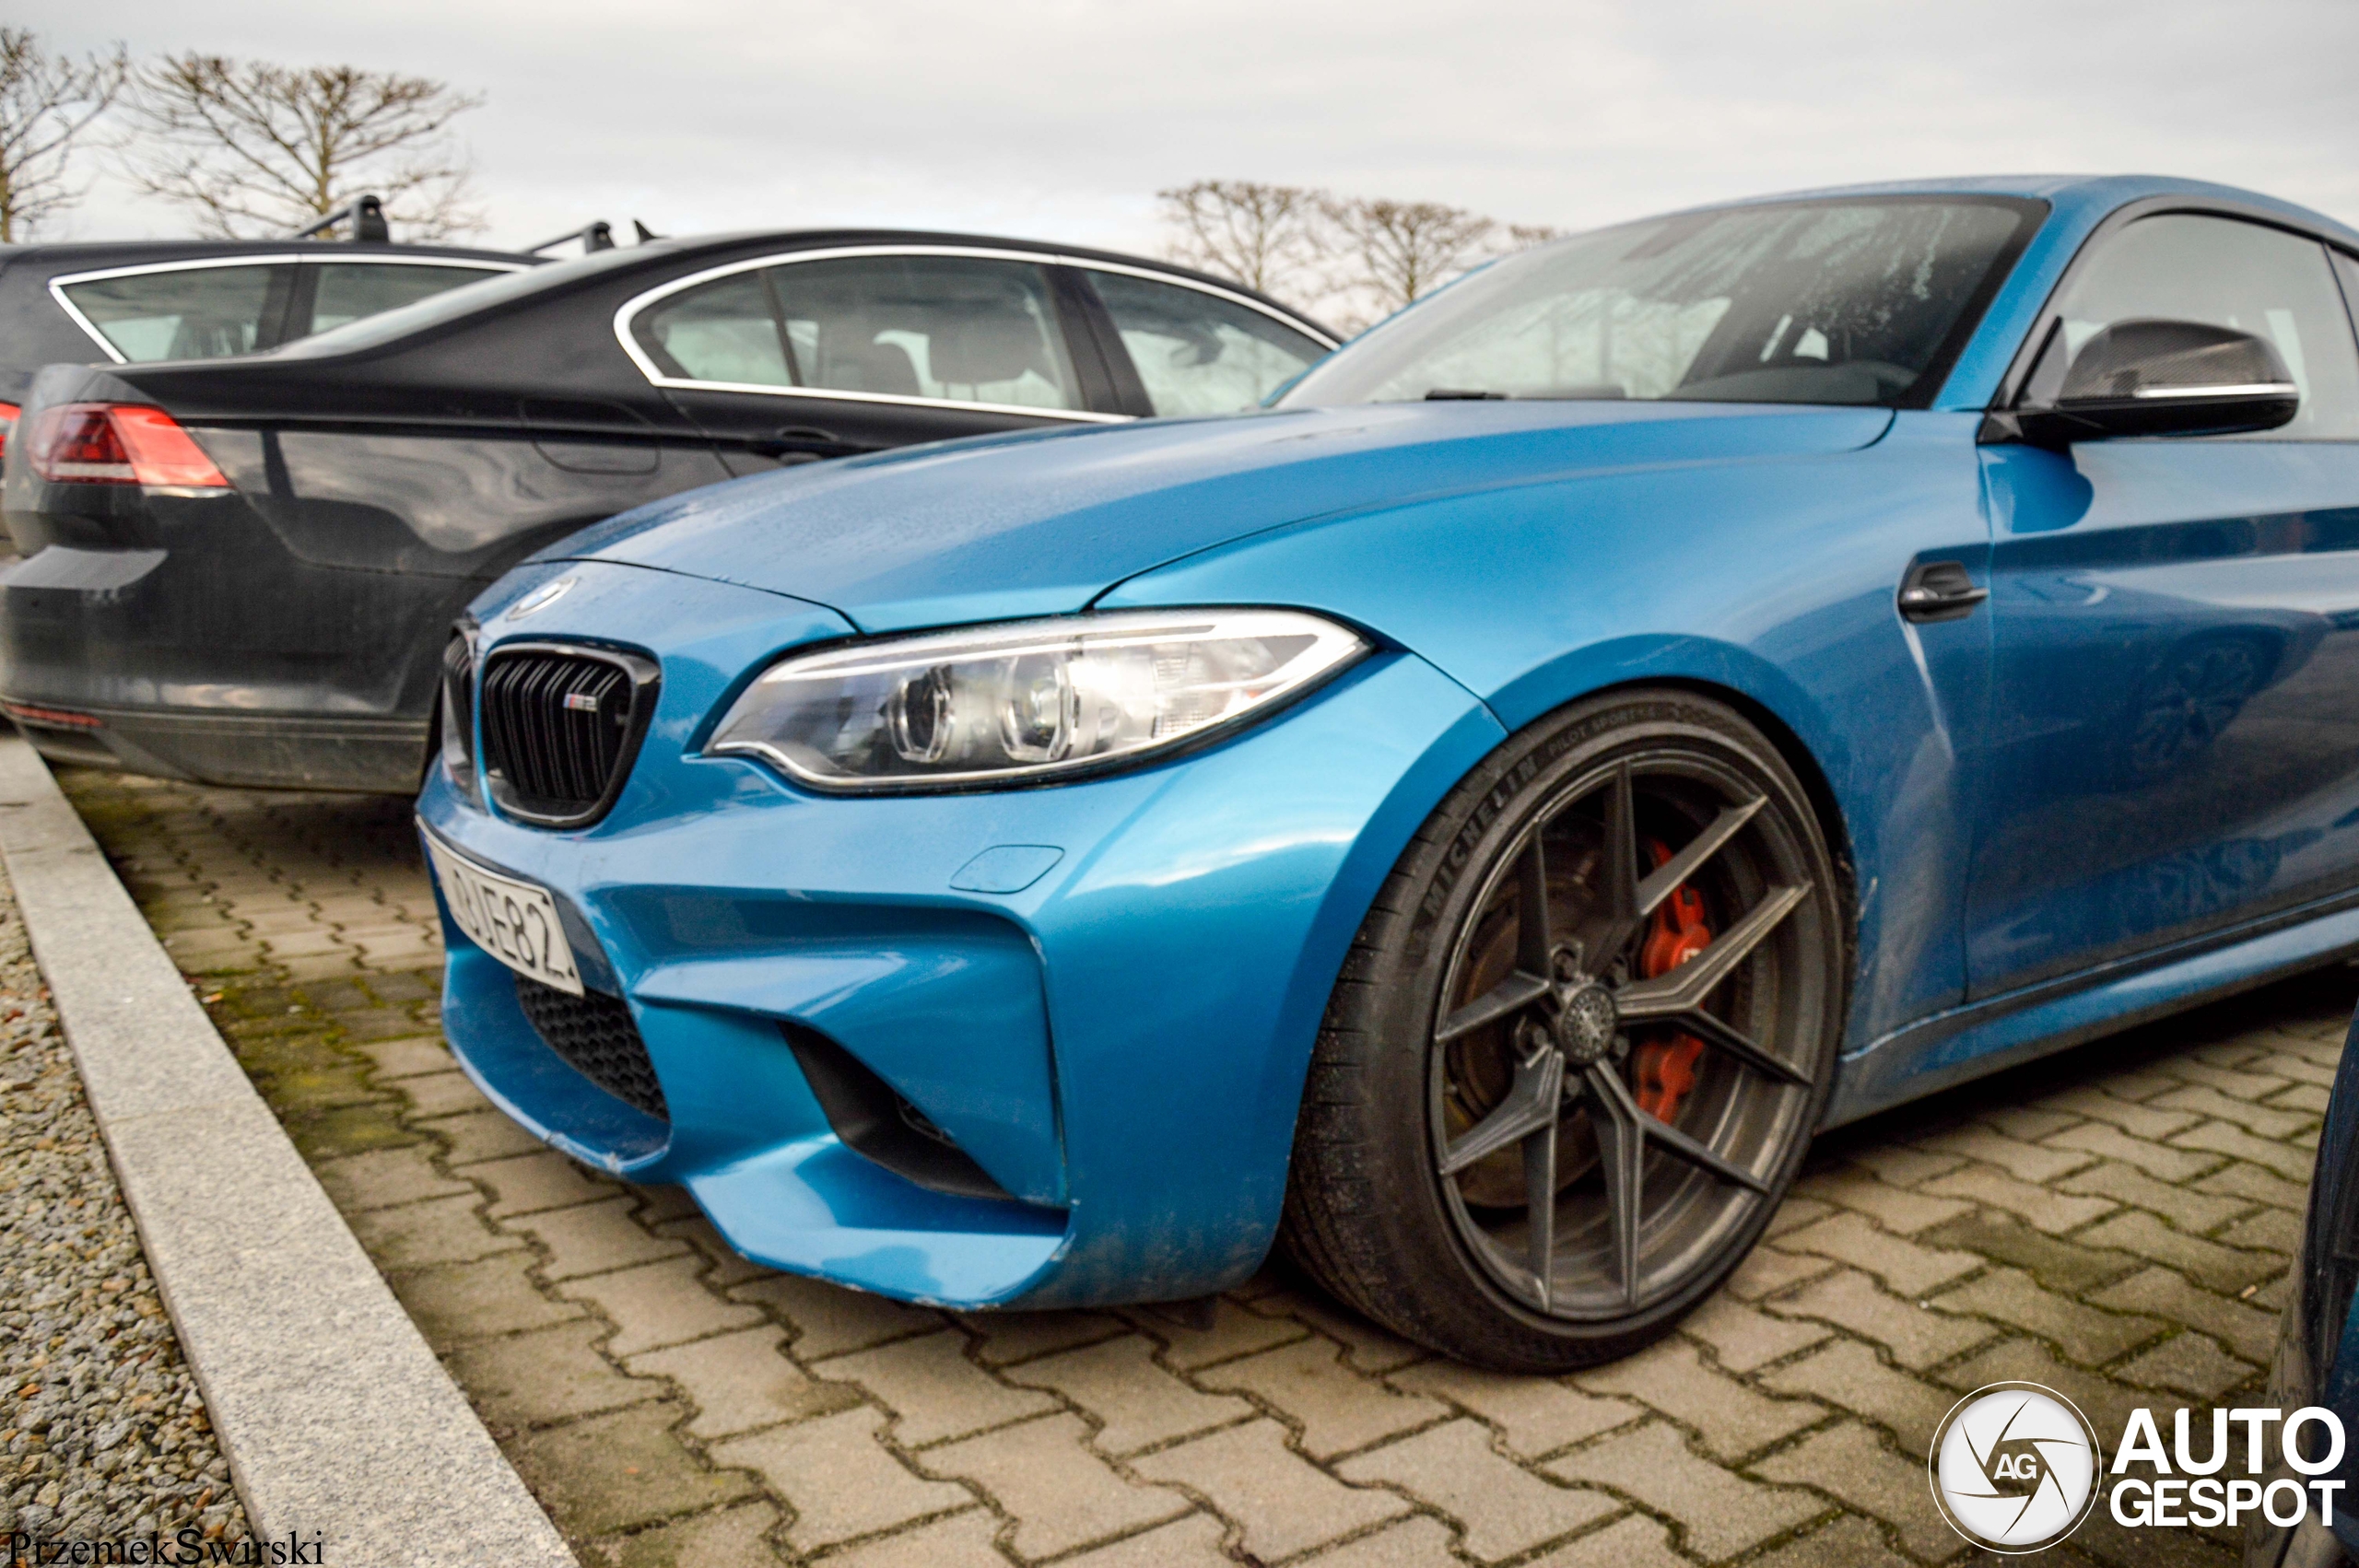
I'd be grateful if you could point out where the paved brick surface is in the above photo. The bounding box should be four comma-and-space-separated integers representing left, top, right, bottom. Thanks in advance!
57, 767, 2359, 1565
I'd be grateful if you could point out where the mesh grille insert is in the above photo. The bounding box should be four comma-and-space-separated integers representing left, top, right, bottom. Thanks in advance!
479, 646, 651, 825
514, 974, 669, 1122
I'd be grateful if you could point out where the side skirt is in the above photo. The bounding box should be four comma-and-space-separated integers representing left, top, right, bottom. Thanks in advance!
1825, 893, 2359, 1127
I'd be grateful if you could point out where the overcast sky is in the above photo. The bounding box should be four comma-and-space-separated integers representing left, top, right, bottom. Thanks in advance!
22, 1, 2359, 258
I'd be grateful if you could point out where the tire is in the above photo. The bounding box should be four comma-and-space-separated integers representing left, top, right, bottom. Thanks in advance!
1280, 687, 1848, 1372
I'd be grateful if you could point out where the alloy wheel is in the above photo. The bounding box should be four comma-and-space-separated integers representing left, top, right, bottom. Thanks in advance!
1428, 748, 1828, 1320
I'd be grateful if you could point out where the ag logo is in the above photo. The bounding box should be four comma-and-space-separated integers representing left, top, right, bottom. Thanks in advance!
1929, 1382, 2104, 1551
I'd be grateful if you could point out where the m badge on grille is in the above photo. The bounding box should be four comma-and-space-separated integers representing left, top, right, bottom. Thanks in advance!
563, 693, 601, 712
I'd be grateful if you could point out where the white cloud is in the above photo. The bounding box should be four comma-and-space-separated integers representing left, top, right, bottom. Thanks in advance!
22, 0, 2359, 255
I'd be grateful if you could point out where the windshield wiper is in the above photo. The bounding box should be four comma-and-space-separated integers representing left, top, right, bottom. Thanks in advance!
1424, 385, 1629, 402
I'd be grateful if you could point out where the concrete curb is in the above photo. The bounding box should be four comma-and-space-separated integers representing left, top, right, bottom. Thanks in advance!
0, 736, 574, 1566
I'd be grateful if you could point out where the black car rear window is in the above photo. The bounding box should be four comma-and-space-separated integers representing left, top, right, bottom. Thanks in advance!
58, 264, 288, 362
270, 244, 651, 357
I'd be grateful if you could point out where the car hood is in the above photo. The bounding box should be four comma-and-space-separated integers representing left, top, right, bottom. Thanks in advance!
546, 401, 1895, 633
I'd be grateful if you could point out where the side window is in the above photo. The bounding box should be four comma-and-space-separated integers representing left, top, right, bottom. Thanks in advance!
1088, 271, 1328, 415
634, 273, 792, 386
2034, 215, 2359, 439
306, 263, 504, 336
634, 255, 1085, 411
55, 264, 291, 362
769, 256, 1082, 411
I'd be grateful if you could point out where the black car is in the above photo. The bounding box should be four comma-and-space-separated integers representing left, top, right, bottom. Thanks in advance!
0, 230, 1337, 792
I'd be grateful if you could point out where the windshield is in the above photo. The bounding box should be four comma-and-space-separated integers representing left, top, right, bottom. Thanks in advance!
1279, 196, 2043, 410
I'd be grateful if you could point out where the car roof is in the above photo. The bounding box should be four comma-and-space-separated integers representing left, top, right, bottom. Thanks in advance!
0, 239, 534, 271
251, 226, 1336, 367
648, 228, 1328, 316
407, 227, 1320, 317
1667, 174, 2359, 251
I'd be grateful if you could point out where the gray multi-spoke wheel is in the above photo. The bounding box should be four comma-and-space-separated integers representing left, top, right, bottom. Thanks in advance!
1282, 689, 1846, 1371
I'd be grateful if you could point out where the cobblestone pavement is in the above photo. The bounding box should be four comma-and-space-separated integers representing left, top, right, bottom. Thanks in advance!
52, 766, 2353, 1568
0, 850, 250, 1554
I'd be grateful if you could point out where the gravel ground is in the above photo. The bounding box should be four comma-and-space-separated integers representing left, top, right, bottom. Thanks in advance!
0, 857, 249, 1553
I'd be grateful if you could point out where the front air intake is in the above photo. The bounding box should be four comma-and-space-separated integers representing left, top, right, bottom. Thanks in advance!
477, 643, 658, 827
780, 1023, 1015, 1201
514, 973, 669, 1121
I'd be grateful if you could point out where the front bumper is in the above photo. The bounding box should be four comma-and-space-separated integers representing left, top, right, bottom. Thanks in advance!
422, 561, 1506, 1308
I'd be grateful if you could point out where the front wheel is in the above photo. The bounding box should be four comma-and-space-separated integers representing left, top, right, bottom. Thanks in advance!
1281, 688, 1848, 1371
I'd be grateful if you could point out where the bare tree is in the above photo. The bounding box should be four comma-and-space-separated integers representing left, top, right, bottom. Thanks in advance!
0, 30, 130, 241
1158, 181, 1562, 331
1321, 196, 1499, 325
1157, 180, 1327, 306
125, 55, 485, 239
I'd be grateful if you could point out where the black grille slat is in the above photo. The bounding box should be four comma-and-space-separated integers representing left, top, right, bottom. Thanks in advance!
522, 657, 559, 796
519, 659, 559, 797
440, 631, 477, 790
514, 974, 668, 1121
478, 646, 653, 826
572, 667, 625, 798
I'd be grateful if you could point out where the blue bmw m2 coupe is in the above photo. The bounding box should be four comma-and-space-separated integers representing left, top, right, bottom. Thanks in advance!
420, 176, 2359, 1369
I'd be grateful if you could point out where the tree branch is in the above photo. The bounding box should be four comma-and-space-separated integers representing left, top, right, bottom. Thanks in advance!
123, 53, 486, 239
0, 29, 130, 240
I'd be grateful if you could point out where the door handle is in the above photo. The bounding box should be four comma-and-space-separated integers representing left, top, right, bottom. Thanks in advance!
1897, 560, 1989, 623
746, 426, 879, 462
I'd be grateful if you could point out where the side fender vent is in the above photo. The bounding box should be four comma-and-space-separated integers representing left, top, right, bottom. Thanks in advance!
780, 1023, 1014, 1202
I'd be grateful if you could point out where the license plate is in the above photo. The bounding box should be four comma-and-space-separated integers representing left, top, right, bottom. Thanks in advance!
422, 831, 583, 996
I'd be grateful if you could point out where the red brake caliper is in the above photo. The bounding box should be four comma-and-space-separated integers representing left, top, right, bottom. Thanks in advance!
1634, 839, 1711, 1123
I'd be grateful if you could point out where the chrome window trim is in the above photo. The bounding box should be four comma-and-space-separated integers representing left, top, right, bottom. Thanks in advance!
611, 243, 1333, 422
48, 252, 527, 364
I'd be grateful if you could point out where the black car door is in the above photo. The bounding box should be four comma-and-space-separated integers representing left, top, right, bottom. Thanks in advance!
621, 247, 1128, 473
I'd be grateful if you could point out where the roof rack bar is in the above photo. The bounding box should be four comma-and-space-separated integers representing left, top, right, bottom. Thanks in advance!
290, 193, 389, 243
528, 221, 614, 256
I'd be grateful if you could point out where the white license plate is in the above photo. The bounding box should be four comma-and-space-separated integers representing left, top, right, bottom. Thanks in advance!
422, 832, 584, 996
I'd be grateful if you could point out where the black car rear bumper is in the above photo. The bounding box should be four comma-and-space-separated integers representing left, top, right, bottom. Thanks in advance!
6, 698, 428, 791
0, 525, 459, 793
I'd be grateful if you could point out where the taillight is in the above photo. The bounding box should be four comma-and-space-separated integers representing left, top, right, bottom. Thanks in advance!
0, 402, 18, 465
0, 700, 102, 731
27, 403, 229, 490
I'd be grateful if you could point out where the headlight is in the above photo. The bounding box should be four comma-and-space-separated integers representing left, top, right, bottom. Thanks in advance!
707, 608, 1367, 790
